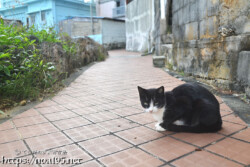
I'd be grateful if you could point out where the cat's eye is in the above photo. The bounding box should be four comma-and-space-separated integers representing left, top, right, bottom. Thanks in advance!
155, 103, 158, 105
144, 102, 148, 105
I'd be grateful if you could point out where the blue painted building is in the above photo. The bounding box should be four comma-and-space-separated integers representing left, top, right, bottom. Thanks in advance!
0, 0, 96, 31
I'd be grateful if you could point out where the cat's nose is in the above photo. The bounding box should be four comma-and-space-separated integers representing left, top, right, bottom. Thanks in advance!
149, 110, 153, 113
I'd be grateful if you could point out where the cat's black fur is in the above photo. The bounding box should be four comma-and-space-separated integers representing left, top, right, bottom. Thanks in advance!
138, 83, 222, 133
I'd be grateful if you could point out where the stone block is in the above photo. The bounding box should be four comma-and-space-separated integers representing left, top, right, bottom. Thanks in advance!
237, 51, 250, 85
189, 1, 198, 22
207, 0, 219, 17
198, 0, 207, 20
153, 56, 165, 67
199, 16, 218, 39
184, 22, 199, 40
161, 34, 173, 44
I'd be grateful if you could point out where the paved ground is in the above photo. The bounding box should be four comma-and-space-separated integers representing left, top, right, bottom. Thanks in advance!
0, 50, 249, 167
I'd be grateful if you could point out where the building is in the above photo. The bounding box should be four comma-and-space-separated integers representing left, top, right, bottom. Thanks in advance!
59, 16, 126, 49
126, 0, 250, 96
96, 0, 125, 20
0, 0, 96, 31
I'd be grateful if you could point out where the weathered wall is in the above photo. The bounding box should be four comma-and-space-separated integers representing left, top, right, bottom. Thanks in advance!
166, 0, 250, 94
102, 19, 126, 49
59, 17, 102, 44
59, 17, 125, 50
126, 0, 155, 52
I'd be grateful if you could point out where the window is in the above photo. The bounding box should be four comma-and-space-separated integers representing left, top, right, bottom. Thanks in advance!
30, 14, 35, 25
41, 11, 46, 22
26, 17, 29, 27
116, 1, 120, 7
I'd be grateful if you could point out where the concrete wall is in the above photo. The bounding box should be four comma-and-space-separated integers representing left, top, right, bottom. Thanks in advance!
59, 17, 125, 49
165, 0, 250, 93
102, 19, 126, 49
126, 0, 155, 52
59, 17, 102, 43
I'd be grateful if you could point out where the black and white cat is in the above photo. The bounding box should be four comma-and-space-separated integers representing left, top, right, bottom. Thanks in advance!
138, 83, 222, 133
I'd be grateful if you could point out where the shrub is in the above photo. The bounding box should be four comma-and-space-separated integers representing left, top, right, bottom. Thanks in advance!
0, 19, 55, 102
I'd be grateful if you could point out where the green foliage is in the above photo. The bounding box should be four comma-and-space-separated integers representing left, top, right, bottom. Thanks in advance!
179, 70, 185, 77
27, 26, 60, 43
97, 47, 106, 61
60, 33, 76, 56
166, 62, 173, 70
0, 20, 55, 101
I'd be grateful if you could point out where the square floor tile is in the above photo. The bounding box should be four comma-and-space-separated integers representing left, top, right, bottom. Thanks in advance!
52, 95, 76, 104
172, 150, 242, 167
171, 133, 224, 147
218, 122, 247, 135
25, 132, 72, 152
44, 110, 77, 122
36, 105, 68, 115
79, 135, 131, 157
13, 108, 40, 119
140, 137, 195, 162
115, 126, 164, 145
92, 102, 127, 111
220, 103, 233, 112
126, 113, 155, 125
13, 115, 48, 128
34, 144, 92, 167
0, 140, 29, 158
53, 117, 91, 130
64, 124, 108, 142
99, 148, 164, 167
0, 120, 14, 131
63, 102, 93, 110
74, 160, 102, 167
206, 138, 250, 165
232, 128, 250, 142
72, 106, 102, 115
220, 110, 233, 117
17, 122, 58, 138
222, 114, 247, 125
97, 118, 139, 133
0, 129, 20, 144
34, 100, 58, 108
119, 99, 141, 107
82, 111, 119, 123
111, 107, 142, 117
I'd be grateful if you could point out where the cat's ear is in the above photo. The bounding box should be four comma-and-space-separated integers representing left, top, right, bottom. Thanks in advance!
138, 86, 146, 95
157, 86, 164, 94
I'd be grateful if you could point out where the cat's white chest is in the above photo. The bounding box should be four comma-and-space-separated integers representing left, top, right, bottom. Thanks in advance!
152, 108, 164, 123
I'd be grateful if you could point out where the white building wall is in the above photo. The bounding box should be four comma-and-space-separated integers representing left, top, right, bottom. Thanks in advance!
98, 1, 116, 18
126, 0, 155, 52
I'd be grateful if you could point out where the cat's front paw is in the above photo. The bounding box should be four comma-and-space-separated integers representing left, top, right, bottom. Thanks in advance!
155, 123, 166, 131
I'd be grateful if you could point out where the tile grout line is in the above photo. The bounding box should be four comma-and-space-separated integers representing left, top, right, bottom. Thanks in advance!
34, 108, 107, 167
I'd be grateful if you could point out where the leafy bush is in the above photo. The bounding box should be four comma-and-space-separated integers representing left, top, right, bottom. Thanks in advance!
0, 19, 55, 101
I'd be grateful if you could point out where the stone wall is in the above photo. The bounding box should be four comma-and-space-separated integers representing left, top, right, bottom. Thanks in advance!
165, 0, 250, 94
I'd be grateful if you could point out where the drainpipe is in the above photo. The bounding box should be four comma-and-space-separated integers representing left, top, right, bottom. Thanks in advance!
90, 0, 94, 35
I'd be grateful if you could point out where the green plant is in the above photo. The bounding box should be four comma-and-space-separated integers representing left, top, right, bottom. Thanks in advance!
0, 20, 56, 102
166, 62, 173, 70
97, 47, 106, 61
60, 33, 76, 56
179, 70, 185, 77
